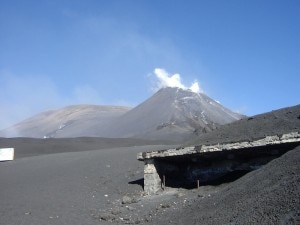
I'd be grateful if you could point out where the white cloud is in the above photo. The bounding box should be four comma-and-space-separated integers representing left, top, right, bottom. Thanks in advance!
0, 71, 103, 130
0, 71, 68, 130
153, 68, 203, 93
73, 85, 102, 104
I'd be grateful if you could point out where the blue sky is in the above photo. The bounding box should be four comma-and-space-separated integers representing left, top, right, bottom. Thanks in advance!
0, 0, 299, 129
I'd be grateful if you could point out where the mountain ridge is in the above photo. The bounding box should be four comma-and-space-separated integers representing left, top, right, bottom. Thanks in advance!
0, 105, 131, 138
0, 87, 244, 141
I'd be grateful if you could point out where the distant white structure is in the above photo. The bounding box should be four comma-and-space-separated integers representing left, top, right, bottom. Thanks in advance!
0, 148, 14, 161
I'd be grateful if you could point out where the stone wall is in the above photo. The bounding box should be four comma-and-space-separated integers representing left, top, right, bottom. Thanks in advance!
143, 159, 162, 194
139, 132, 300, 195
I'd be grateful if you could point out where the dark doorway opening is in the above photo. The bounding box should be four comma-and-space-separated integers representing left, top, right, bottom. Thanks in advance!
154, 143, 298, 190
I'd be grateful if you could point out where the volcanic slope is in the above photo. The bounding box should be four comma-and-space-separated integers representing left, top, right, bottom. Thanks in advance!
0, 105, 131, 138
189, 104, 300, 145
98, 87, 244, 141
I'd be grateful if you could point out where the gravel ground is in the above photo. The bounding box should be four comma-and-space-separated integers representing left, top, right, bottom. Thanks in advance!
0, 144, 173, 225
2, 143, 297, 225
0, 104, 299, 225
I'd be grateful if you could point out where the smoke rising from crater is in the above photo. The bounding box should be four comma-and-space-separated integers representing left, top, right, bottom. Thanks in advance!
153, 68, 202, 93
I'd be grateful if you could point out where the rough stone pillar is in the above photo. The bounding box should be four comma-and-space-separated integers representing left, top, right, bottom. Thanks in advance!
144, 159, 161, 195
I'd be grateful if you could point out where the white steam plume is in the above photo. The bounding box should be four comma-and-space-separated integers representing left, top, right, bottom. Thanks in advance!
153, 68, 202, 93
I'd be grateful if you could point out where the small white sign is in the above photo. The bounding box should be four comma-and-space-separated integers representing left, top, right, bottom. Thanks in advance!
0, 148, 14, 161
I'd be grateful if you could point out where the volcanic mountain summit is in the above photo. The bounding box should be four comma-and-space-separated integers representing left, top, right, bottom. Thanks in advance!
0, 87, 244, 141
99, 87, 243, 141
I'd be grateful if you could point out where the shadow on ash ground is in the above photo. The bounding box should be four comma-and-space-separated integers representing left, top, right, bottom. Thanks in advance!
96, 145, 300, 225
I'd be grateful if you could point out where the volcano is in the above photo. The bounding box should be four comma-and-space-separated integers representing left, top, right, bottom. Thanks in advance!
98, 87, 243, 141
0, 87, 243, 141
